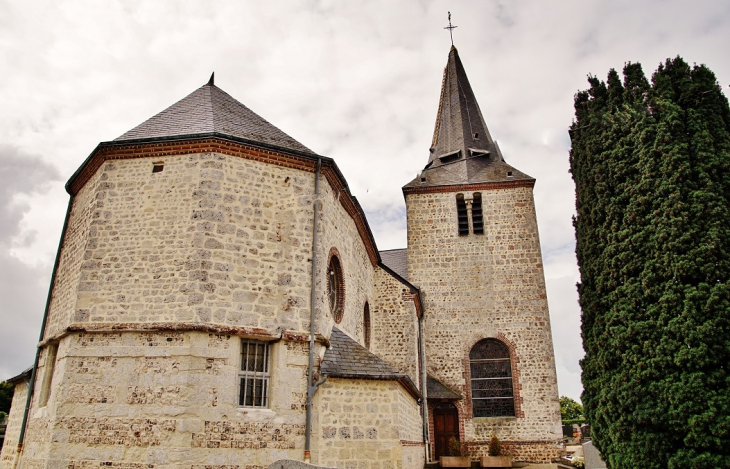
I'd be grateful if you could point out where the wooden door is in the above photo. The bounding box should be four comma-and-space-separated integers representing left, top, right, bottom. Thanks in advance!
433, 402, 459, 459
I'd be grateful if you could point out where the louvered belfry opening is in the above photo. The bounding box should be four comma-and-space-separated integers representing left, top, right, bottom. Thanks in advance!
470, 339, 515, 417
456, 193, 469, 236
472, 192, 484, 235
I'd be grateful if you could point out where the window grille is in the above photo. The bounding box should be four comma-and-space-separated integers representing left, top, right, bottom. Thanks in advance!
238, 340, 270, 408
470, 339, 515, 417
472, 193, 484, 235
456, 194, 469, 236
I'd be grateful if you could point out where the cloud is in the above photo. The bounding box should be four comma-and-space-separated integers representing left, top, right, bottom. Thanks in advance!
0, 146, 60, 379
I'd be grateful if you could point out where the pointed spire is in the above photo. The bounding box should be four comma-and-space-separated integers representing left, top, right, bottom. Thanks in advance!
208, 72, 215, 86
403, 48, 533, 189
428, 47, 497, 168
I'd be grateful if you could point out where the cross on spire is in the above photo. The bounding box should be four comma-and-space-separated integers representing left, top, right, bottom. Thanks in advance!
444, 11, 457, 46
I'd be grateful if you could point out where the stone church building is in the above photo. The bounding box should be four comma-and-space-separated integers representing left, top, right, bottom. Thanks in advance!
1, 47, 561, 469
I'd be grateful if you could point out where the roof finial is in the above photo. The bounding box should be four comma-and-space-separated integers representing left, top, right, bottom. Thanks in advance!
444, 12, 457, 47
208, 72, 215, 86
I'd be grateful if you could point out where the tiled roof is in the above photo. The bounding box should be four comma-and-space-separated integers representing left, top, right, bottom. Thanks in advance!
427, 375, 462, 400
320, 328, 420, 399
115, 80, 315, 155
404, 47, 533, 189
379, 248, 408, 280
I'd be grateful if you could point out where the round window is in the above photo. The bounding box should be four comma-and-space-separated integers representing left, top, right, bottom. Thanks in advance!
327, 251, 344, 323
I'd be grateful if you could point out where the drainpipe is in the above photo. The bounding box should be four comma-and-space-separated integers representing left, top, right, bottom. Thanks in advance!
417, 289, 430, 463
15, 196, 73, 469
304, 158, 322, 463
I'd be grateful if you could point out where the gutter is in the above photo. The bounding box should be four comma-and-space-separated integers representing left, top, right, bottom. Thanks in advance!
304, 158, 323, 463
16, 195, 73, 464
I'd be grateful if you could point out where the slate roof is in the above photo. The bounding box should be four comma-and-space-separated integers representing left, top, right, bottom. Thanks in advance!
320, 327, 421, 399
379, 248, 408, 280
427, 375, 462, 400
5, 367, 32, 385
404, 47, 533, 189
115, 78, 315, 156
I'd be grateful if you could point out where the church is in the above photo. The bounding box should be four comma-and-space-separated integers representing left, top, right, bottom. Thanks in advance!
1, 47, 562, 469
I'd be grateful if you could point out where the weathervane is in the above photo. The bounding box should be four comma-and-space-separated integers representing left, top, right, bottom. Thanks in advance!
444, 11, 457, 46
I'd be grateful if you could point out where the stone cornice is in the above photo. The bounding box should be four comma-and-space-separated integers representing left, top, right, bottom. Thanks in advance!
39, 323, 331, 348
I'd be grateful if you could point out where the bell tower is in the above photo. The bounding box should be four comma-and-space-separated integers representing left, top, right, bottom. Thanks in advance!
403, 47, 562, 462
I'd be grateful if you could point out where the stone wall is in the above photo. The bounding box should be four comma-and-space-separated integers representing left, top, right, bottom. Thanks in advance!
405, 185, 561, 459
313, 378, 424, 469
42, 147, 379, 357
0, 381, 27, 468
45, 168, 102, 338
47, 153, 317, 336
371, 267, 420, 387
315, 175, 375, 348
12, 330, 311, 468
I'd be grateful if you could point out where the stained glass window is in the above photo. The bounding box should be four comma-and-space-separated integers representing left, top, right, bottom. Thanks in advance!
470, 339, 515, 417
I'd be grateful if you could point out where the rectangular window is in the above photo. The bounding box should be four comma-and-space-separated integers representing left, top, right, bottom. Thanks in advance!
238, 340, 270, 408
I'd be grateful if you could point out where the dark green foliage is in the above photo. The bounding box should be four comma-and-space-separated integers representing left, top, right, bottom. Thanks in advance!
0, 381, 13, 415
560, 396, 585, 424
570, 57, 730, 469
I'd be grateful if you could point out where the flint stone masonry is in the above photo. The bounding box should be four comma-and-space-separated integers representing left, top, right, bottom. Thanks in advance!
45, 154, 317, 336
68, 462, 155, 469
315, 176, 375, 345
406, 186, 562, 460
192, 421, 305, 449
60, 417, 177, 446
371, 267, 420, 387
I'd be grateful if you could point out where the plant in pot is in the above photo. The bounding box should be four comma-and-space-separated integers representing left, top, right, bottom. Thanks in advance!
439, 436, 472, 467
480, 434, 512, 468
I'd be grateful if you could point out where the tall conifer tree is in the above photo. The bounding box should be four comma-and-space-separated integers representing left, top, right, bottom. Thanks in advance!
570, 57, 730, 468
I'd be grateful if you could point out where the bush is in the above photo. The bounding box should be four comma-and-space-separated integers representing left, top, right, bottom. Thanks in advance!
488, 434, 502, 457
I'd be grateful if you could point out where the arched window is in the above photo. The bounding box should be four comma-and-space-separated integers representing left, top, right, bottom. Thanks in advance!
327, 249, 345, 323
470, 339, 515, 417
363, 302, 371, 349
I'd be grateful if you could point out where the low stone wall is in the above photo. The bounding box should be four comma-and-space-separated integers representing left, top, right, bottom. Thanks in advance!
467, 439, 562, 464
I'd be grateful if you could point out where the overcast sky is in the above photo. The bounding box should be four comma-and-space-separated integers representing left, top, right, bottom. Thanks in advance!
1, 0, 729, 403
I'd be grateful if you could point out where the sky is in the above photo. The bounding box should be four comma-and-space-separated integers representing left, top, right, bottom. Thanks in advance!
1, 0, 729, 403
